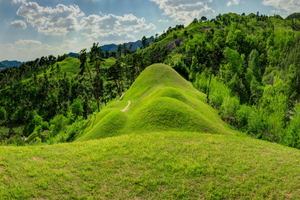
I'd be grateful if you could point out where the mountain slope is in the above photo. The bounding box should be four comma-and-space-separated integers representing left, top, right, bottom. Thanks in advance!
0, 60, 22, 70
76, 63, 241, 142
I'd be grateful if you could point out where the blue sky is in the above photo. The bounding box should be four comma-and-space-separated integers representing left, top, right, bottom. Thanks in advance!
0, 0, 299, 61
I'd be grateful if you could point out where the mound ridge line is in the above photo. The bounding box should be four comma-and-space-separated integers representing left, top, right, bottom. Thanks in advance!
76, 63, 243, 142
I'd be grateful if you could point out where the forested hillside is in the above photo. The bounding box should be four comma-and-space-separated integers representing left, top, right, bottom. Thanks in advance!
1, 12, 300, 149
122, 12, 300, 149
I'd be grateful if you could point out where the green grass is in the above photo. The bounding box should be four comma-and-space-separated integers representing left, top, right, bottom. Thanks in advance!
55, 57, 116, 77
38, 57, 116, 79
58, 57, 81, 77
77, 64, 241, 141
1, 132, 299, 199
1, 63, 300, 199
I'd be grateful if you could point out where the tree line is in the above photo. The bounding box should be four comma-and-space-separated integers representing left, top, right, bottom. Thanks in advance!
1, 12, 300, 149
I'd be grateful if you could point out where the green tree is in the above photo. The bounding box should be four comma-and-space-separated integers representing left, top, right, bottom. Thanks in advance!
78, 48, 88, 75
71, 98, 83, 118
0, 107, 7, 125
107, 60, 124, 97
248, 49, 261, 81
117, 44, 122, 57
142, 36, 148, 49
220, 96, 240, 125
249, 78, 263, 104
49, 114, 68, 138
201, 16, 207, 21
89, 42, 104, 112
282, 105, 300, 148
260, 77, 288, 142
220, 47, 243, 83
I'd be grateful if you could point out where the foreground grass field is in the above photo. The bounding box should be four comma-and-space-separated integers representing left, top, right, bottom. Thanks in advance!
1, 132, 299, 199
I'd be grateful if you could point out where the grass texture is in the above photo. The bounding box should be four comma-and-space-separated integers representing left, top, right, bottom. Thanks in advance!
1, 132, 299, 199
77, 64, 241, 141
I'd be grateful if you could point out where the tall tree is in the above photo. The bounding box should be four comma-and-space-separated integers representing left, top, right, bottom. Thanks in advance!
248, 49, 261, 81
89, 42, 104, 112
142, 36, 148, 49
78, 48, 88, 75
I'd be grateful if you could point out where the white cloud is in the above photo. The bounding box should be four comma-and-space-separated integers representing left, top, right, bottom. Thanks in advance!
12, 0, 26, 4
11, 20, 27, 29
15, 39, 41, 47
15, 2, 155, 37
16, 2, 84, 36
0, 39, 79, 61
158, 19, 169, 23
270, 9, 281, 13
61, 38, 78, 49
226, 0, 240, 7
80, 13, 155, 44
82, 32, 135, 44
262, 0, 300, 13
80, 13, 156, 33
150, 0, 215, 24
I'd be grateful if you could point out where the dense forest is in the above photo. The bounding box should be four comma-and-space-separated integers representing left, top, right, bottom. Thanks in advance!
1, 12, 300, 149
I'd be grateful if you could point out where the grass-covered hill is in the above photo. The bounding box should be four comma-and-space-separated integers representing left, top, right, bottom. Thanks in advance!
1, 63, 299, 199
123, 12, 300, 149
2, 13, 300, 149
1, 132, 300, 199
76, 64, 240, 141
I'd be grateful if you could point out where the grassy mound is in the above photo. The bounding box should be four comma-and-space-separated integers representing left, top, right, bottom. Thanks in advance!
77, 64, 240, 141
79, 110, 128, 141
1, 132, 299, 199
128, 97, 216, 133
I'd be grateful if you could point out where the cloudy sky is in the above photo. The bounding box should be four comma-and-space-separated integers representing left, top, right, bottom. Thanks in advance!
0, 0, 299, 61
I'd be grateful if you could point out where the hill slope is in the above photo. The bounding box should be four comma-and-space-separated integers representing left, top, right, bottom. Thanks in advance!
1, 132, 299, 199
1, 63, 299, 199
77, 63, 240, 141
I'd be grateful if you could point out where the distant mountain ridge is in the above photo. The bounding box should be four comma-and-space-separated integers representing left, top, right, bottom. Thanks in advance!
0, 60, 22, 70
69, 39, 150, 57
101, 40, 144, 52
1, 39, 149, 69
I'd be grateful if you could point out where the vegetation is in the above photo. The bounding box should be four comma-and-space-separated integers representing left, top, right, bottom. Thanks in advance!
1, 12, 300, 149
77, 64, 241, 141
121, 12, 300, 149
1, 12, 300, 197
1, 132, 300, 199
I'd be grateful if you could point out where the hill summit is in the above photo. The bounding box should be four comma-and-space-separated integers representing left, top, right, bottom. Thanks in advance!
77, 63, 240, 141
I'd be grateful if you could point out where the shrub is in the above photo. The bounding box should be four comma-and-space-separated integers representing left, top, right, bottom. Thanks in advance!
247, 110, 266, 139
220, 96, 240, 125
49, 114, 68, 137
236, 105, 252, 131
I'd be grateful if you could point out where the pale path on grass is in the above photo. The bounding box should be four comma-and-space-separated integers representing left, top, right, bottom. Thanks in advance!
118, 93, 125, 101
122, 101, 131, 112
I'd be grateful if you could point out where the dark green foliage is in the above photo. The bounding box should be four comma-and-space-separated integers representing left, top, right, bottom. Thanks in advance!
71, 98, 84, 118
0, 107, 7, 124
286, 13, 300, 20
142, 36, 148, 49
119, 13, 300, 149
2, 12, 300, 149
49, 114, 68, 138
282, 105, 300, 148
0, 51, 124, 145
220, 96, 240, 124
